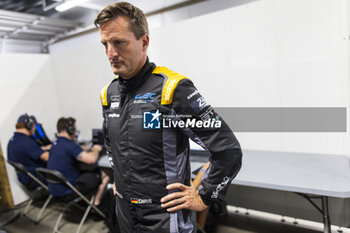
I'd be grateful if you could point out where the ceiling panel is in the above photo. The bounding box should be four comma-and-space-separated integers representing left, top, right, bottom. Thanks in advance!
0, 0, 198, 53
0, 8, 81, 53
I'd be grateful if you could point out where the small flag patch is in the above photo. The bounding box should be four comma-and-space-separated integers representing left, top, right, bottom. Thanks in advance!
131, 199, 138, 204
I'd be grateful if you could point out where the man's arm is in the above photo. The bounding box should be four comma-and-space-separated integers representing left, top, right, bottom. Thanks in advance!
39, 151, 49, 161
41, 144, 52, 151
39, 144, 52, 161
161, 79, 242, 212
76, 145, 102, 164
27, 139, 49, 162
192, 162, 210, 190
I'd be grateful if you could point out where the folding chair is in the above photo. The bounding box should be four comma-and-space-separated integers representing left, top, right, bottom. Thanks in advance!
35, 167, 105, 233
7, 160, 52, 224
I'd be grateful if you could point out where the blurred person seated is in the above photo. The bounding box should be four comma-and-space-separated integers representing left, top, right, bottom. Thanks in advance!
47, 117, 109, 206
7, 113, 51, 190
192, 162, 210, 230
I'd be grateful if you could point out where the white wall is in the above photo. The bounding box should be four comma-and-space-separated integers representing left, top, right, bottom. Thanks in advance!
49, 32, 115, 140
148, 0, 349, 155
0, 53, 61, 204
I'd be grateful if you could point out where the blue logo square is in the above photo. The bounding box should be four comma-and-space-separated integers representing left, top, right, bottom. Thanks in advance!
143, 110, 161, 129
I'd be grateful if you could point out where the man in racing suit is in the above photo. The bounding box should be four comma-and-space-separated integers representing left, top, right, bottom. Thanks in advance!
96, 2, 242, 233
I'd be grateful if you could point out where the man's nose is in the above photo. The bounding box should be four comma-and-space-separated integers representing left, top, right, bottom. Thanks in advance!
107, 45, 118, 59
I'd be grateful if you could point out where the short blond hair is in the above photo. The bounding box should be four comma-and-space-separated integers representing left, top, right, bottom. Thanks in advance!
94, 2, 149, 40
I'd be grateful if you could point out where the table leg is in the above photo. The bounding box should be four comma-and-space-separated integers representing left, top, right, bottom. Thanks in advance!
321, 196, 331, 233
296, 193, 332, 233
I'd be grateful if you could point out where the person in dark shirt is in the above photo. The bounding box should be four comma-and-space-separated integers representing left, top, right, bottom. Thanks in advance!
47, 117, 109, 206
7, 113, 51, 190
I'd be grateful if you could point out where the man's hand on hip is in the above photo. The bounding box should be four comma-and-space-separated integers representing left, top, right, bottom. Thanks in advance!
160, 182, 208, 212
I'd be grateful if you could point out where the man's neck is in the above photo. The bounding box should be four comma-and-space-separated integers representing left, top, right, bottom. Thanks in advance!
57, 132, 73, 141
17, 128, 30, 136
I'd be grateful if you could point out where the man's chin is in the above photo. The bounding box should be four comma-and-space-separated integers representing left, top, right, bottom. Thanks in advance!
112, 69, 133, 79
112, 68, 124, 76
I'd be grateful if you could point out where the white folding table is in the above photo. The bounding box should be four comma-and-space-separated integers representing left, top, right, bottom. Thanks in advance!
190, 149, 350, 233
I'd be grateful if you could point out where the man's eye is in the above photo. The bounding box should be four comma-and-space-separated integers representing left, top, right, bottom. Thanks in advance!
114, 41, 126, 46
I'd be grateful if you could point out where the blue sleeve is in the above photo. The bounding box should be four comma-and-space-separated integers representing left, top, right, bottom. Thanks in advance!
68, 142, 83, 159
25, 139, 45, 160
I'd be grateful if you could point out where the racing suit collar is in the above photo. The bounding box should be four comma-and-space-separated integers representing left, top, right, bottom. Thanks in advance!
118, 57, 156, 92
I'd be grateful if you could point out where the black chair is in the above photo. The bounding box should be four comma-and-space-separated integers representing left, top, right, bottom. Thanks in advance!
35, 167, 105, 233
7, 160, 52, 224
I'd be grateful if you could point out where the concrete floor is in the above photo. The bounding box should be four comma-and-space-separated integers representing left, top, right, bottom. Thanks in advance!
0, 201, 337, 233
2, 200, 108, 233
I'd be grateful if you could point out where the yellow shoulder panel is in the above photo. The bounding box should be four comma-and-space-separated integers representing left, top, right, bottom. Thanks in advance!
152, 66, 189, 105
100, 77, 118, 106
100, 83, 109, 106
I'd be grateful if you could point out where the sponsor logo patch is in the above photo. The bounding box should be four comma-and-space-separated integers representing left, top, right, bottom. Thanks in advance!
199, 107, 216, 121
108, 113, 120, 118
134, 93, 156, 103
110, 95, 120, 109
190, 97, 207, 113
111, 102, 119, 109
187, 90, 199, 100
131, 115, 142, 119
211, 176, 230, 198
164, 79, 176, 101
130, 198, 152, 204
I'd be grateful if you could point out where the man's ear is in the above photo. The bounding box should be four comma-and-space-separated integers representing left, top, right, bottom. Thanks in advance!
141, 34, 149, 51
